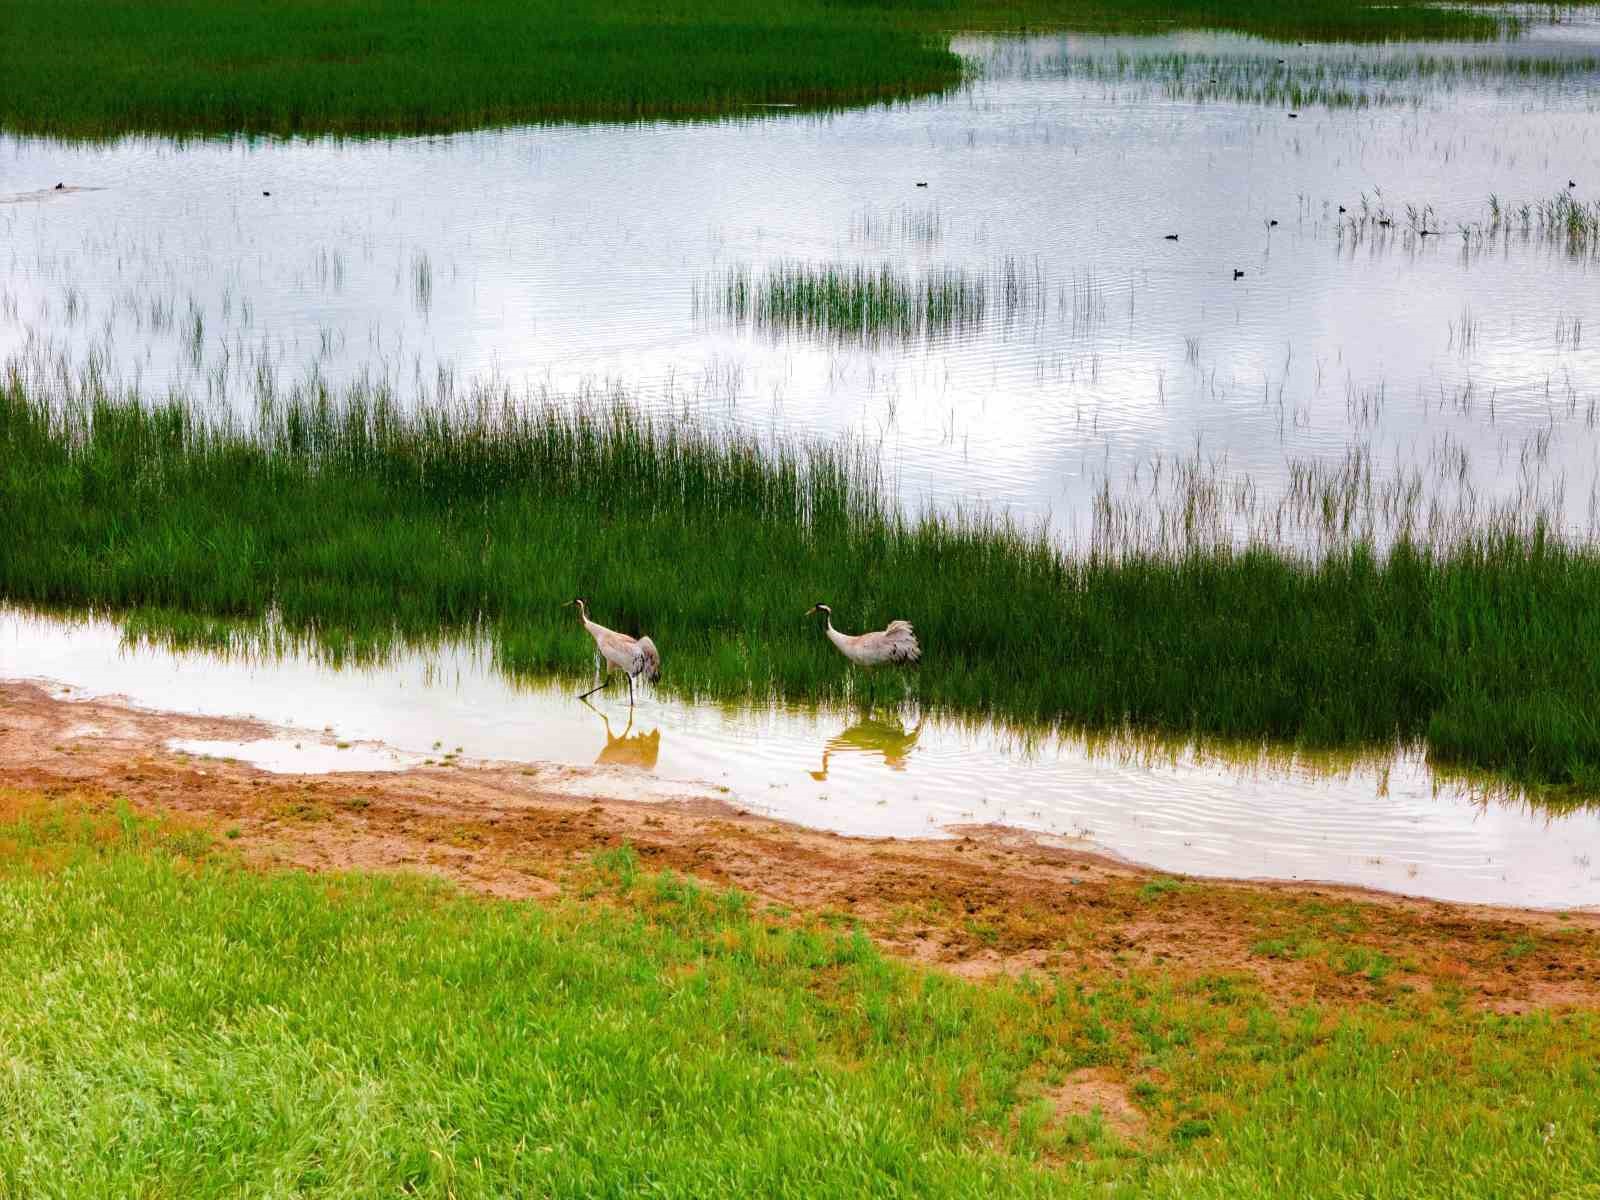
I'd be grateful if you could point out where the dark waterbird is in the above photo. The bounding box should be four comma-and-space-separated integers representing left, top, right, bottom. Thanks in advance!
1339, 206, 1347, 214
262, 190, 271, 196
53, 182, 64, 190
1233, 269, 1245, 279
915, 181, 928, 187
1269, 219, 1279, 227
1164, 234, 1179, 241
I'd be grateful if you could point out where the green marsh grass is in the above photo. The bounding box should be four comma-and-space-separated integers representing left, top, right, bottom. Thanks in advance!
1339, 192, 1600, 259
709, 259, 1044, 343
8, 358, 1600, 796
2, 791, 1599, 1195
0, 0, 1551, 139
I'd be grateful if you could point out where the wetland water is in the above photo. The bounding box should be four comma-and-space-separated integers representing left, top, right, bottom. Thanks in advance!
4, 608, 1598, 909
6, 23, 1600, 539
6, 19, 1600, 906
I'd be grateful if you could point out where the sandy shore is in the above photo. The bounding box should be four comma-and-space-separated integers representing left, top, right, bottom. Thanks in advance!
3, 678, 1597, 1012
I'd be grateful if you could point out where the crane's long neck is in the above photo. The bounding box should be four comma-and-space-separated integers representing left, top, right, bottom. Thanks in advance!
577, 602, 610, 642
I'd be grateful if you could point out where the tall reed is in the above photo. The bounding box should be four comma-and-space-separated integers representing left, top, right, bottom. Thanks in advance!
6, 358, 1600, 796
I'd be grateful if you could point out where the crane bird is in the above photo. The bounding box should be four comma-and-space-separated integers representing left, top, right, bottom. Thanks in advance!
805, 604, 920, 666
564, 599, 660, 706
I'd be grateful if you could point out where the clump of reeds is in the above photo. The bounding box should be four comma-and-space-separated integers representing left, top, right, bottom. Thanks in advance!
849, 203, 943, 248
1335, 191, 1600, 260
708, 258, 1045, 343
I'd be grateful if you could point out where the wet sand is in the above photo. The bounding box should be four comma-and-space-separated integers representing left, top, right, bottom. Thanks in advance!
3, 679, 1598, 1012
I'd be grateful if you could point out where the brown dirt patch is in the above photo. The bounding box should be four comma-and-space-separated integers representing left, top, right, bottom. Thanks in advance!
3, 679, 1598, 1012
1040, 1068, 1147, 1142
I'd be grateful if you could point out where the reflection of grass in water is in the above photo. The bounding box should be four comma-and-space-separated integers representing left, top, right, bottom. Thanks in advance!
0, 0, 1537, 138
849, 203, 944, 248
991, 46, 1600, 110
412, 252, 433, 317
8, 359, 1600, 797
711, 258, 1045, 343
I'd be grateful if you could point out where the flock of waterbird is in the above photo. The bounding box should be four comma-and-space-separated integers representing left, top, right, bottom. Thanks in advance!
565, 598, 921, 706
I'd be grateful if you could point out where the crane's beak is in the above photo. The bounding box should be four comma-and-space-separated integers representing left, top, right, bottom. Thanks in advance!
804, 605, 818, 616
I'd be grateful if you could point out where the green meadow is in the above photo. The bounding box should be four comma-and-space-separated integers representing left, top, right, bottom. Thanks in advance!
0, 0, 1548, 139
0, 792, 1597, 1197
6, 369, 1600, 798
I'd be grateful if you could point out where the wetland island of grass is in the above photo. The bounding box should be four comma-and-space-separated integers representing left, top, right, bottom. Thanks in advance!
4, 1, 1600, 1195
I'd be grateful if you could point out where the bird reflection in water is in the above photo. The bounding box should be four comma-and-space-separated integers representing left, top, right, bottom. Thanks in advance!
581, 698, 661, 770
810, 712, 926, 781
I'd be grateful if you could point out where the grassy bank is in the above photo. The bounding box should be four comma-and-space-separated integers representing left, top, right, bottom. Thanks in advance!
1, 789, 1598, 1196
0, 0, 1535, 139
5, 368, 1600, 796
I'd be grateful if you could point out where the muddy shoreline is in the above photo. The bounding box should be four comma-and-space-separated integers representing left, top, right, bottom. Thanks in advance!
3, 679, 1597, 1011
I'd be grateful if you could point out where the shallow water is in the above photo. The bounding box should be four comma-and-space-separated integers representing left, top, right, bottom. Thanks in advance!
7, 23, 1600, 909
5, 22, 1600, 541
4, 608, 1597, 909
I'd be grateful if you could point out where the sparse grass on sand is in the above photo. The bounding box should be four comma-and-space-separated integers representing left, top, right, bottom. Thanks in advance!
0, 789, 1596, 1197
0, 0, 1547, 139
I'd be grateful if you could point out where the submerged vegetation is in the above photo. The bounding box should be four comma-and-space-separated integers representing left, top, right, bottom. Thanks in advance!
987, 44, 1600, 111
0, 0, 1566, 138
7, 358, 1600, 797
4, 791, 1600, 1194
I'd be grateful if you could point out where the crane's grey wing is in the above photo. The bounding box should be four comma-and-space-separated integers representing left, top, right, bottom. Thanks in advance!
882, 620, 920, 664
635, 636, 662, 681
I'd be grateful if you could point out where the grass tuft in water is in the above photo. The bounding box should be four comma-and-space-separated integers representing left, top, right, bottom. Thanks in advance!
710, 257, 1046, 343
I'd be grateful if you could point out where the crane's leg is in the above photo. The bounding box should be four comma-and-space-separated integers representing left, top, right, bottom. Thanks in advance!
626, 672, 636, 708
579, 654, 611, 701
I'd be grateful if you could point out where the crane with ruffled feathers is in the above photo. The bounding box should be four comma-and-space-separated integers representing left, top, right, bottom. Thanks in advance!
805, 604, 921, 666
565, 599, 660, 706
